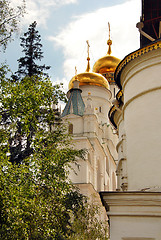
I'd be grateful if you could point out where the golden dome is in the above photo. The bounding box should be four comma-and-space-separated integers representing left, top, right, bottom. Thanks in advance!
69, 71, 110, 90
93, 55, 121, 74
69, 40, 110, 90
93, 23, 121, 78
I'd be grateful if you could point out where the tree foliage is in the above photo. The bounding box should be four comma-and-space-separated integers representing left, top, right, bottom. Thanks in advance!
0, 126, 85, 239
13, 21, 50, 79
0, 17, 108, 239
0, 0, 25, 50
1, 67, 64, 164
0, 65, 82, 239
0, 66, 108, 239
69, 202, 109, 240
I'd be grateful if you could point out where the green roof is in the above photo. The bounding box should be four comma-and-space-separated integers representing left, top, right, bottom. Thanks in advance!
61, 88, 85, 117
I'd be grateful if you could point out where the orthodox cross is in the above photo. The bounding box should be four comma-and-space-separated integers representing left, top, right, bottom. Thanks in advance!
86, 40, 90, 59
75, 66, 77, 76
86, 40, 90, 71
108, 22, 111, 40
107, 22, 112, 55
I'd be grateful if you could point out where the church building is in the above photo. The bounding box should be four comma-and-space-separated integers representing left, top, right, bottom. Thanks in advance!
62, 31, 120, 208
62, 1, 161, 239
101, 0, 161, 239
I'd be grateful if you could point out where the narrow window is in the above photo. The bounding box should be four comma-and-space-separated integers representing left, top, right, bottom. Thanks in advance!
114, 88, 116, 98
68, 123, 73, 134
99, 106, 102, 112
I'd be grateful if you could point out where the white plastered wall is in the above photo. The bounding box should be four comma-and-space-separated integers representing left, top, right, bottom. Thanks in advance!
120, 48, 161, 191
62, 84, 118, 195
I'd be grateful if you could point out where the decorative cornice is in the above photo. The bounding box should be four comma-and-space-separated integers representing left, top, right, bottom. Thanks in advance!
116, 90, 123, 102
108, 90, 123, 129
115, 40, 161, 89
108, 105, 117, 129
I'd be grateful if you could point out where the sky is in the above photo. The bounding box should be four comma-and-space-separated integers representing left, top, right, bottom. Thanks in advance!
1, 0, 141, 91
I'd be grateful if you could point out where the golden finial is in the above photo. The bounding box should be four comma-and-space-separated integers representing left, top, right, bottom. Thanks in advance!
75, 66, 77, 76
75, 66, 78, 80
107, 22, 112, 55
108, 22, 111, 39
73, 66, 80, 88
86, 40, 90, 72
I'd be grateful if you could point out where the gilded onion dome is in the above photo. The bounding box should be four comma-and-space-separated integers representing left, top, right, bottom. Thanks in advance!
93, 23, 121, 84
69, 41, 110, 90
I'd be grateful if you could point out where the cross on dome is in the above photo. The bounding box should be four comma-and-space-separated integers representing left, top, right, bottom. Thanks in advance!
107, 22, 112, 55
86, 40, 91, 72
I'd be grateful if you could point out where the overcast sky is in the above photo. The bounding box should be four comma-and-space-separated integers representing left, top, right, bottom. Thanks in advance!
1, 0, 141, 90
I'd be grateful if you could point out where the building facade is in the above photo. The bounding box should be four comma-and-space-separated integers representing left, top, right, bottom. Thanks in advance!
101, 1, 161, 239
62, 36, 120, 209
62, 3, 161, 237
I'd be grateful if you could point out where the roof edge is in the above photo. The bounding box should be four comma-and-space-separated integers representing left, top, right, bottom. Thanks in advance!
115, 39, 161, 89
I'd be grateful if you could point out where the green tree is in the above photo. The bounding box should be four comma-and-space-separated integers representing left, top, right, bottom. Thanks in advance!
0, 0, 25, 50
1, 69, 62, 164
69, 202, 109, 240
0, 66, 108, 239
13, 21, 50, 80
0, 66, 83, 239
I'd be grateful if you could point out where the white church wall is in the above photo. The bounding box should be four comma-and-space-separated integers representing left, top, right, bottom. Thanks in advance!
116, 116, 128, 191
101, 192, 161, 240
125, 91, 161, 190
62, 83, 118, 217
64, 114, 84, 134
120, 48, 161, 191
68, 136, 94, 185
100, 43, 161, 240
110, 215, 161, 240
81, 85, 112, 124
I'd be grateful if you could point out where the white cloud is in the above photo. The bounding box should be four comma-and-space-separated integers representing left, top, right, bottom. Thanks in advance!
11, 0, 78, 27
48, 0, 141, 84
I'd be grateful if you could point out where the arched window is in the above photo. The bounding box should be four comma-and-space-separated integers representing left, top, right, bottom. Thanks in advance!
106, 157, 109, 175
88, 152, 91, 163
112, 172, 116, 190
114, 88, 116, 98
68, 123, 73, 134
97, 160, 101, 191
99, 106, 102, 112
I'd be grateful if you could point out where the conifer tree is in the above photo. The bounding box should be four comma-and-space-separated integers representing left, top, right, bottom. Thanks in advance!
4, 22, 53, 164
13, 21, 50, 79
1, 75, 64, 164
